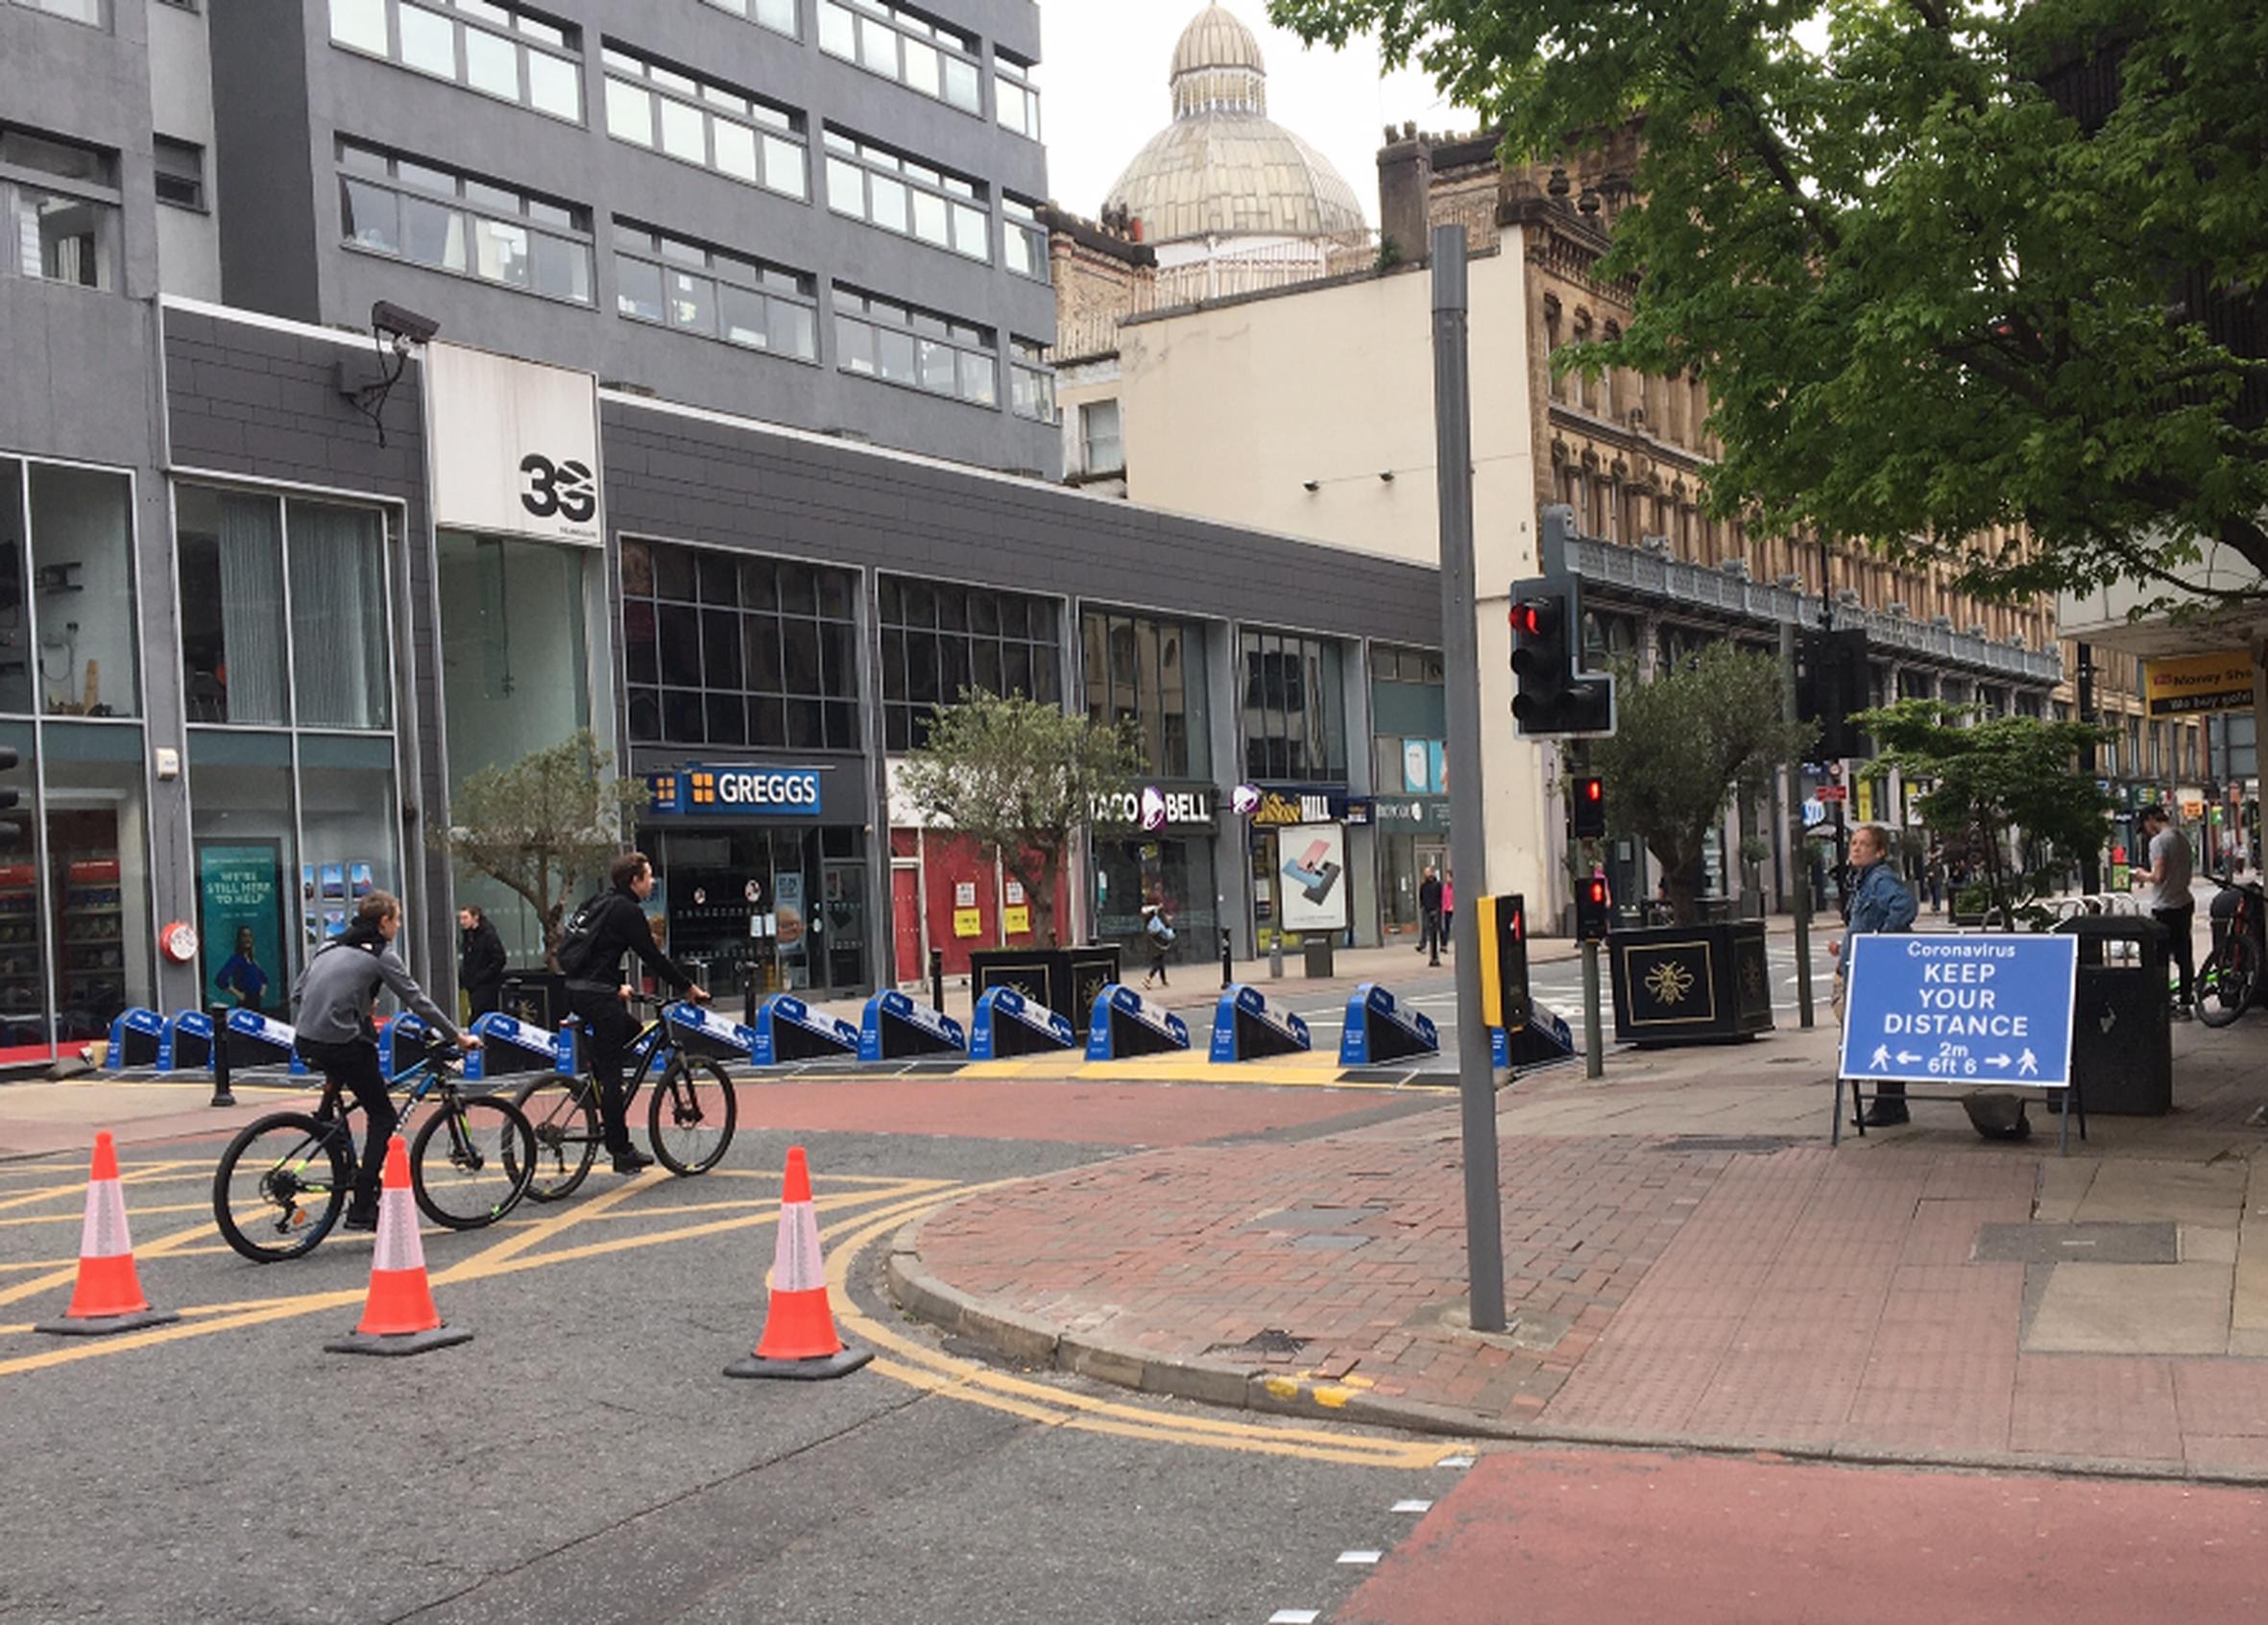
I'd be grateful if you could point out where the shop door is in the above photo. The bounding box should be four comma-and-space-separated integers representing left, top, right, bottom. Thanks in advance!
822, 861, 867, 991
892, 864, 921, 983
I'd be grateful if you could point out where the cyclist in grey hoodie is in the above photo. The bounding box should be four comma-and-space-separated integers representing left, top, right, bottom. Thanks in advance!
295, 891, 480, 1230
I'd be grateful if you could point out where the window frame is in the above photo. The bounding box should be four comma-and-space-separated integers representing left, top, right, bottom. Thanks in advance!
1008, 337, 1054, 424
326, 0, 589, 126
696, 0, 798, 40
879, 574, 1060, 752
0, 127, 123, 293
821, 126, 989, 262
600, 40, 809, 203
816, 0, 983, 116
612, 218, 820, 365
831, 283, 999, 409
336, 138, 595, 306
153, 135, 206, 212
8, 0, 108, 28
995, 50, 1041, 140
1001, 195, 1048, 282
620, 537, 863, 753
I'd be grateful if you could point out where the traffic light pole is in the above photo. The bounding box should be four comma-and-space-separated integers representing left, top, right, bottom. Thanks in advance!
1431, 225, 1506, 1335
1566, 745, 1604, 1078
1780, 619, 1816, 1027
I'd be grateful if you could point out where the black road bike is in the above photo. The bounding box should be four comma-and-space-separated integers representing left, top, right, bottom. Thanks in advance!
212, 1032, 536, 1262
511, 994, 738, 1201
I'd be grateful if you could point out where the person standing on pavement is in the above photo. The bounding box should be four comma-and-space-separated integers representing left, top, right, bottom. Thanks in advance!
457, 905, 507, 1018
1834, 824, 1918, 1126
1441, 869, 1456, 947
1416, 865, 1444, 965
2135, 804, 2196, 1019
560, 852, 710, 1173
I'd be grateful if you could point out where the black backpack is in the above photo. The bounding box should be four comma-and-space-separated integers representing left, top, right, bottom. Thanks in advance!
554, 893, 609, 981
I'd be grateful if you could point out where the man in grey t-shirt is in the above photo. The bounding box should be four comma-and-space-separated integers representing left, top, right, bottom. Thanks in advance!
2135, 804, 2196, 1018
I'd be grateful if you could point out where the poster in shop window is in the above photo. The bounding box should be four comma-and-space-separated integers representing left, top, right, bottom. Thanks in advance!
1276, 822, 1349, 934
197, 841, 287, 1017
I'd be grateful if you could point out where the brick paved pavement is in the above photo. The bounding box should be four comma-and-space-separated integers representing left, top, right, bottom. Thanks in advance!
905, 1077, 2268, 1477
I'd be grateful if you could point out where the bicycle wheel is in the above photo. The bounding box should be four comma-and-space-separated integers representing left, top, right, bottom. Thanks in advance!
510, 1074, 597, 1201
2198, 939, 2256, 1028
213, 1111, 350, 1263
411, 1095, 536, 1229
648, 1055, 736, 1176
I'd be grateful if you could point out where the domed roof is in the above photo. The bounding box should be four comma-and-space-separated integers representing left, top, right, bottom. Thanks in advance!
1103, 4, 1368, 247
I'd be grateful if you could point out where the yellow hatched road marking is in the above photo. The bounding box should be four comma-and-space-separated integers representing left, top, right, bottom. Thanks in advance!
0, 1220, 214, 1311
0, 1181, 938, 1375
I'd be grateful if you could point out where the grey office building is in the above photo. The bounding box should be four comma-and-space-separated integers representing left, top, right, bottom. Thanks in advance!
0, 0, 1438, 1064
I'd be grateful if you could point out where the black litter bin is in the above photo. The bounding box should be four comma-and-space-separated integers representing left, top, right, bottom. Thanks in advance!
1301, 934, 1337, 979
2055, 915, 2172, 1115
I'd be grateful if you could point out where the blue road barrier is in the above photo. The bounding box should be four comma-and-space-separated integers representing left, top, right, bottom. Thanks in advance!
969, 985, 1077, 1059
859, 990, 967, 1062
157, 1010, 213, 1074
1338, 982, 1440, 1065
225, 1007, 310, 1075
1086, 983, 1191, 1060
1208, 983, 1312, 1062
753, 994, 860, 1062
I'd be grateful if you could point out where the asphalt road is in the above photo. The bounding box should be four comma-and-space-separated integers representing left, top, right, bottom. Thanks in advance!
0, 1086, 1462, 1625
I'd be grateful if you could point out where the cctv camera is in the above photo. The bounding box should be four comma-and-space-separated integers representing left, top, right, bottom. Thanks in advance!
371, 300, 441, 349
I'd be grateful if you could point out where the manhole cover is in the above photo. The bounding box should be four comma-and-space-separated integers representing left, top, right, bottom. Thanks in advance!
1973, 1222, 2180, 1265
1208, 1327, 1308, 1357
1653, 1135, 1802, 1155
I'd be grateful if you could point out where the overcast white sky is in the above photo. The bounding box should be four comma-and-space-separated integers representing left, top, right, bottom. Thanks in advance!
1029, 2, 1460, 227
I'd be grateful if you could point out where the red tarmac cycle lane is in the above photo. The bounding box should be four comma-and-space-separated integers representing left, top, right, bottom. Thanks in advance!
730, 1076, 1391, 1145
1340, 1448, 2268, 1624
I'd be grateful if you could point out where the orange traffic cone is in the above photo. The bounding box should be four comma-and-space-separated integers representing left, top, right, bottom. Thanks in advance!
725, 1146, 871, 1380
36, 1131, 181, 1337
324, 1136, 471, 1358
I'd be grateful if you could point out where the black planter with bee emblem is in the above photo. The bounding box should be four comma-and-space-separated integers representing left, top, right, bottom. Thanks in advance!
1607, 919, 1775, 1046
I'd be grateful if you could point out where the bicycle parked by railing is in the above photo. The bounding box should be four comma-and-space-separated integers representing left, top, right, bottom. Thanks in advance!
212, 1031, 537, 1262
2197, 873, 2266, 1028
510, 994, 739, 1201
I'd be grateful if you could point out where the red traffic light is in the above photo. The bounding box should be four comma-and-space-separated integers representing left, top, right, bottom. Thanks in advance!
1583, 877, 1608, 906
1581, 778, 1602, 803
1508, 908, 1524, 940
1510, 598, 1561, 638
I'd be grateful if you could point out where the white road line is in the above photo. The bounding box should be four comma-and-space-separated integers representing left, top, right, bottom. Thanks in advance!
1436, 1454, 1475, 1468
1267, 1613, 1321, 1625
1391, 1498, 1433, 1514
1338, 1550, 1384, 1565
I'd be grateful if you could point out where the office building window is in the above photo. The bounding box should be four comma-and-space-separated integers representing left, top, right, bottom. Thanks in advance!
1081, 610, 1209, 779
996, 52, 1041, 140
338, 140, 592, 303
1242, 629, 1346, 781
832, 284, 996, 407
328, 0, 585, 124
601, 43, 807, 202
879, 576, 1059, 752
817, 0, 981, 115
153, 137, 205, 210
9, 0, 104, 25
698, 0, 796, 37
821, 128, 987, 260
1008, 338, 1053, 424
0, 128, 119, 291
621, 541, 861, 752
1002, 196, 1047, 281
1079, 400, 1122, 475
26, 464, 138, 718
176, 486, 393, 731
613, 220, 817, 362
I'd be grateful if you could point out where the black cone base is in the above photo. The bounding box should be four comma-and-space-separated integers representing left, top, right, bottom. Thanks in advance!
724, 1343, 874, 1381
34, 1306, 181, 1338
324, 1323, 474, 1358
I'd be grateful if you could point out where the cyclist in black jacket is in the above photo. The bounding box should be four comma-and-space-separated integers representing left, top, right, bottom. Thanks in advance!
564, 851, 710, 1173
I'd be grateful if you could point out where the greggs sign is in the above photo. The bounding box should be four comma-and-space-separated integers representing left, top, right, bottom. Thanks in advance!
648, 764, 823, 816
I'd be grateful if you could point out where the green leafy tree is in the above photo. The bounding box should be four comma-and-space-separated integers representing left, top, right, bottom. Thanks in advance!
429, 730, 650, 969
1270, 0, 2268, 607
1587, 643, 1816, 923
1856, 700, 2112, 928
897, 690, 1139, 948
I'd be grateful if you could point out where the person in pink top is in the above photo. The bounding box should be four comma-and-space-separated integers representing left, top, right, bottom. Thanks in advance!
1441, 871, 1456, 946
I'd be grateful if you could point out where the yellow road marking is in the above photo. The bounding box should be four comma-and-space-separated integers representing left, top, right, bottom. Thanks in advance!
0, 1161, 201, 1214
0, 1220, 215, 1310
0, 1182, 939, 1376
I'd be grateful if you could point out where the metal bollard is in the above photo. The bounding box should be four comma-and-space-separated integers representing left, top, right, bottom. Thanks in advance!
929, 948, 946, 1013
1267, 927, 1284, 981
743, 964, 758, 1026
1219, 926, 1233, 989
207, 1005, 235, 1108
